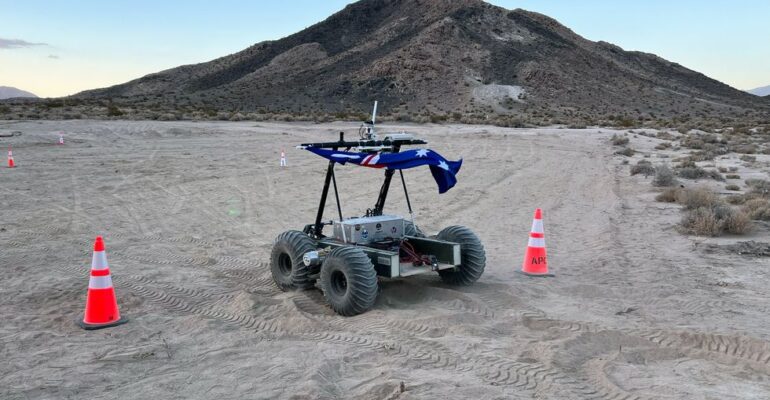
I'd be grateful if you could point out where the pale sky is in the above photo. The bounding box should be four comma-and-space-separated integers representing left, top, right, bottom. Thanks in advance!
1, 0, 768, 98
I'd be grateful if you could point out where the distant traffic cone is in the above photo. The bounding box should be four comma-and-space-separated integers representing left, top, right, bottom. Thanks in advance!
520, 208, 553, 277
280, 149, 287, 167
7, 147, 14, 168
78, 236, 127, 330
58, 133, 64, 145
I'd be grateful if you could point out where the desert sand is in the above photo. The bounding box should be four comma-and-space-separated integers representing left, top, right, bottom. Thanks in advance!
2, 120, 769, 399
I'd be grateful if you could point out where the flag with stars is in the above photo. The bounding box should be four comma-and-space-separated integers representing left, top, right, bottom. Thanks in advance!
305, 147, 463, 193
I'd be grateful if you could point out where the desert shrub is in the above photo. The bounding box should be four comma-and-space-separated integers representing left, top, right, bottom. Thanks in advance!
655, 142, 672, 150
725, 184, 740, 191
740, 155, 757, 163
679, 203, 752, 236
611, 134, 629, 146
722, 209, 753, 234
729, 166, 739, 172
681, 136, 703, 149
656, 187, 682, 202
726, 195, 746, 205
730, 144, 758, 154
615, 147, 635, 157
745, 179, 770, 194
677, 166, 724, 181
680, 207, 721, 236
726, 174, 740, 179
718, 167, 728, 173
630, 160, 655, 177
656, 131, 675, 140
680, 188, 721, 210
653, 165, 676, 187
742, 198, 769, 216
677, 167, 707, 179
107, 104, 123, 117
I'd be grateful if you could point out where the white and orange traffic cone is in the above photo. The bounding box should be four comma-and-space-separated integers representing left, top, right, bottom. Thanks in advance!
520, 208, 553, 277
7, 146, 15, 168
58, 133, 64, 145
280, 149, 287, 167
78, 236, 127, 330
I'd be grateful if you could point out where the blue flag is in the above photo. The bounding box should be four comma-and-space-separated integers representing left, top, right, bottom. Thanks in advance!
305, 147, 462, 193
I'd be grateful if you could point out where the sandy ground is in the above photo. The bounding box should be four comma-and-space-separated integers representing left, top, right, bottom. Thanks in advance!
2, 120, 770, 399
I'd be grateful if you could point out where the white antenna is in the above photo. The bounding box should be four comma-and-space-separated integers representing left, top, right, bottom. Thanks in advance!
371, 101, 378, 126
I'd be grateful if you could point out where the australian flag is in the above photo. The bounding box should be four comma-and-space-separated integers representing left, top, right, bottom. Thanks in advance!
305, 147, 462, 193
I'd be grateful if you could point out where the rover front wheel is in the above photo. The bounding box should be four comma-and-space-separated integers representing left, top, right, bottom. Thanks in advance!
320, 247, 378, 316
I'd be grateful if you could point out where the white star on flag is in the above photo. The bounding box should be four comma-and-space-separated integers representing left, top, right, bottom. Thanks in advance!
415, 149, 429, 158
438, 161, 449, 170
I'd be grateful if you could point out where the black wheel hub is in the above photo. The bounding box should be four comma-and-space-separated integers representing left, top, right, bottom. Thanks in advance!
330, 270, 348, 297
278, 253, 292, 276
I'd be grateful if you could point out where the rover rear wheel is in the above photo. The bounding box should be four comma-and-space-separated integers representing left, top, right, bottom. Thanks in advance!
436, 225, 486, 285
270, 230, 317, 291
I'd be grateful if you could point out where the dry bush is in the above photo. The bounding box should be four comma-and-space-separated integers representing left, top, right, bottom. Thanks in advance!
722, 209, 753, 234
730, 144, 758, 154
679, 203, 752, 236
726, 194, 746, 205
718, 167, 728, 173
740, 155, 757, 163
726, 174, 741, 179
680, 188, 721, 210
680, 207, 721, 236
655, 187, 682, 202
725, 184, 740, 191
630, 160, 655, 177
611, 134, 629, 146
656, 131, 675, 140
655, 142, 672, 150
745, 179, 770, 196
677, 166, 724, 181
653, 165, 676, 187
743, 198, 770, 220
615, 147, 635, 157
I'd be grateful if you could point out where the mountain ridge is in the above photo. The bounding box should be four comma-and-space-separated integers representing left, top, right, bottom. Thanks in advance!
4, 0, 768, 125
0, 86, 37, 100
748, 85, 770, 97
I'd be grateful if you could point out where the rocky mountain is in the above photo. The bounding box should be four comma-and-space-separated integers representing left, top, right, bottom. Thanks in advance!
0, 86, 37, 100
748, 85, 770, 97
71, 0, 768, 122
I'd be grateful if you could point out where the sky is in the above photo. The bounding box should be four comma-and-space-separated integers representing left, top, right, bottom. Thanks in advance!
1, 0, 768, 98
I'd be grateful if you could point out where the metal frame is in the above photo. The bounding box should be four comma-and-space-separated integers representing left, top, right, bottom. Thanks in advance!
301, 131, 462, 278
317, 236, 460, 278
303, 133, 427, 238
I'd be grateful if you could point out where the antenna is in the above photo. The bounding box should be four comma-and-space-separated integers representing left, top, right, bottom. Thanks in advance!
371, 101, 378, 126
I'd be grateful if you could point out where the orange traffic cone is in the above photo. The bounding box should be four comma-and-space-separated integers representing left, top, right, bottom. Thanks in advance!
7, 147, 15, 168
78, 236, 127, 330
280, 149, 287, 167
520, 208, 553, 277
58, 133, 64, 145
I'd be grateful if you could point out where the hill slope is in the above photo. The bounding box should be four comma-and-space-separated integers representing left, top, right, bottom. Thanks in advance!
0, 86, 37, 100
73, 0, 768, 121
